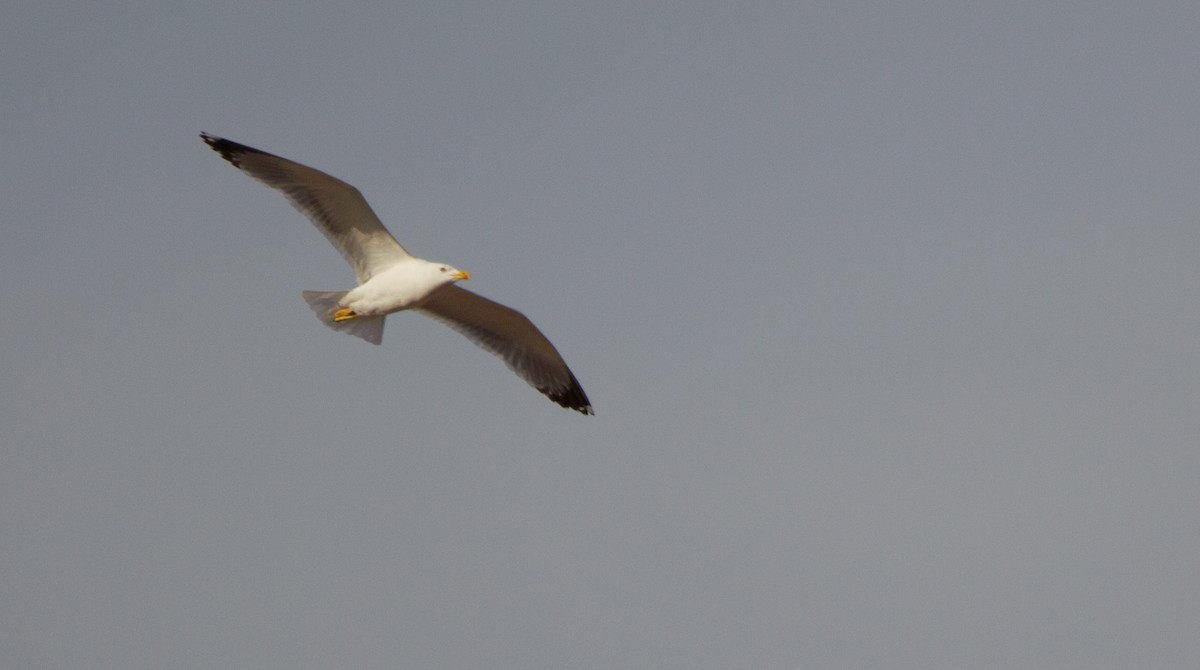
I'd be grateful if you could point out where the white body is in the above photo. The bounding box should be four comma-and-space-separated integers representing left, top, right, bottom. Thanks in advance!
341, 259, 457, 316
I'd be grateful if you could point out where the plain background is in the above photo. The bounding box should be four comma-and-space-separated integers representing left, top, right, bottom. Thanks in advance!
3, 2, 1198, 668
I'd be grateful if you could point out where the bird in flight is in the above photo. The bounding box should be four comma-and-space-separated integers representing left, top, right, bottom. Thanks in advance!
200, 132, 592, 415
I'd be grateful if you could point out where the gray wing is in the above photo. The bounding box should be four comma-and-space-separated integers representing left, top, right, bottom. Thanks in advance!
418, 285, 593, 415
201, 132, 409, 283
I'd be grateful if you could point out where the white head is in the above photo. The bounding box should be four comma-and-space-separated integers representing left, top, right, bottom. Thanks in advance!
429, 261, 471, 285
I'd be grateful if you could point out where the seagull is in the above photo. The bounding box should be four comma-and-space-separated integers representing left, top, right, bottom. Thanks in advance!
200, 132, 593, 415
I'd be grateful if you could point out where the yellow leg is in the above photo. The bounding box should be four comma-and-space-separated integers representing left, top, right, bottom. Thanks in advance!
333, 308, 358, 322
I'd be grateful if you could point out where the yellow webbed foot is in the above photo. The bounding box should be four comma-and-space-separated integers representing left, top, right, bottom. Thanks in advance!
333, 308, 358, 322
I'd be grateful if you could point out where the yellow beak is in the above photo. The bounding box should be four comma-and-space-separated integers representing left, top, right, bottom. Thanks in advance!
451, 270, 471, 281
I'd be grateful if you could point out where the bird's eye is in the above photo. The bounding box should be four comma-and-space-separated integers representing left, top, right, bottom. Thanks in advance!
440, 266, 447, 272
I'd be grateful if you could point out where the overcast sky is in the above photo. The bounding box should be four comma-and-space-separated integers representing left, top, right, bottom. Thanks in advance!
3, 2, 1199, 668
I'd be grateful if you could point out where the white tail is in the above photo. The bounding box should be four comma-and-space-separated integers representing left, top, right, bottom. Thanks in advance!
301, 291, 386, 345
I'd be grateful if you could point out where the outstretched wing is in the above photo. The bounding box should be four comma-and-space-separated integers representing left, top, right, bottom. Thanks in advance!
201, 132, 409, 283
418, 285, 593, 415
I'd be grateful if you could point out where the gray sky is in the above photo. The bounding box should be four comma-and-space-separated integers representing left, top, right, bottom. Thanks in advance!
3, 1, 1199, 668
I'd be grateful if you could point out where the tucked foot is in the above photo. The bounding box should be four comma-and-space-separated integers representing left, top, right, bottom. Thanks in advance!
333, 308, 358, 322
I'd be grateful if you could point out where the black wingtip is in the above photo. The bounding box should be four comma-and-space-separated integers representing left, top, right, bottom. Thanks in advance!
199, 132, 275, 168
545, 371, 594, 416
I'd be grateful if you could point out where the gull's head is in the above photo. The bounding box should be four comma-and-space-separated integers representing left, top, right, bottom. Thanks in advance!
434, 263, 471, 284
